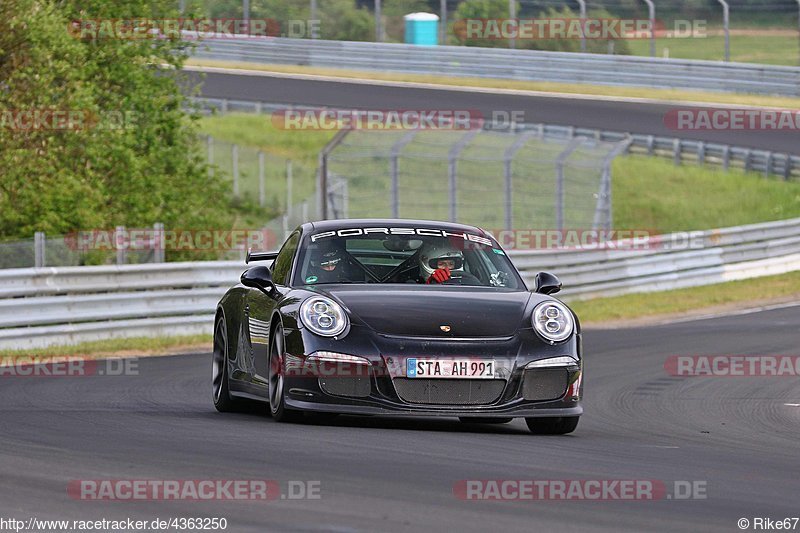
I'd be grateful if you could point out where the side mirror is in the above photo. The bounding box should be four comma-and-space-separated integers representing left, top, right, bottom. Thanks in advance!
534, 271, 562, 295
241, 266, 276, 295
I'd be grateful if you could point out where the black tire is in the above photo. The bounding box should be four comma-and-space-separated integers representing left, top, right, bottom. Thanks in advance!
212, 315, 240, 412
268, 323, 302, 423
458, 417, 513, 424
525, 416, 579, 435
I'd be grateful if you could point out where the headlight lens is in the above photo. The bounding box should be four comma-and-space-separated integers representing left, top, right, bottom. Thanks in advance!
300, 296, 348, 337
532, 301, 574, 343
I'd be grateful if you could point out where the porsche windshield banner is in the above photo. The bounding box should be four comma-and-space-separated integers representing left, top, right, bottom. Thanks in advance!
310, 227, 494, 247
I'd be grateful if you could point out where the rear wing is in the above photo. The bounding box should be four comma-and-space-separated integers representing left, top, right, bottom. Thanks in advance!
245, 250, 279, 264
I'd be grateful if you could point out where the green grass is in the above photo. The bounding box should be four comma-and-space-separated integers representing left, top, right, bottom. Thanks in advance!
571, 270, 800, 324
627, 35, 800, 66
0, 335, 211, 359
613, 155, 800, 233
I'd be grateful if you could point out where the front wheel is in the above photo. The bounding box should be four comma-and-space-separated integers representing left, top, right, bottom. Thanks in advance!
268, 323, 302, 423
525, 416, 579, 435
212, 315, 240, 412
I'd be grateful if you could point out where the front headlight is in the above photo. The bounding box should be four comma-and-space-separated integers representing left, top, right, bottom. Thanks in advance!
300, 296, 348, 337
532, 301, 574, 344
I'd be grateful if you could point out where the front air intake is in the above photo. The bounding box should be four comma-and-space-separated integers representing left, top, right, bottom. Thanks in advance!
393, 379, 506, 405
522, 368, 569, 401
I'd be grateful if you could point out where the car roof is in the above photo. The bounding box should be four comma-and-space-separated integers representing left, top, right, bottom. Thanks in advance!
301, 219, 489, 237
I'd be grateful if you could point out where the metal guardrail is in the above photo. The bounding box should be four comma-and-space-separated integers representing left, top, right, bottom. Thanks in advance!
510, 217, 800, 298
2, 217, 800, 349
192, 37, 800, 97
192, 97, 800, 181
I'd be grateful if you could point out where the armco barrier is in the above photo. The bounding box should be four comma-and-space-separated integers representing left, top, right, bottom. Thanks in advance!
191, 37, 800, 97
2, 218, 800, 349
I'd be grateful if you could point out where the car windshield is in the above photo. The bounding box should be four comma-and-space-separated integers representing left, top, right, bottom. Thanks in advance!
293, 228, 524, 289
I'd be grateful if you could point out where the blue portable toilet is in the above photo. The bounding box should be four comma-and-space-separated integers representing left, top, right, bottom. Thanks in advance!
404, 13, 439, 46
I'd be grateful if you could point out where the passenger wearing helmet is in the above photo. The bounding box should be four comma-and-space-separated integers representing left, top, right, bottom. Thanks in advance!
418, 242, 480, 285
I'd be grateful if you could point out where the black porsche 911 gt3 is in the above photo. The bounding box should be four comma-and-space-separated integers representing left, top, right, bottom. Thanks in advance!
213, 219, 583, 434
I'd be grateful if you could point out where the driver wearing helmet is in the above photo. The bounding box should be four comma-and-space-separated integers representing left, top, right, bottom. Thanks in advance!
418, 242, 480, 285
306, 244, 351, 284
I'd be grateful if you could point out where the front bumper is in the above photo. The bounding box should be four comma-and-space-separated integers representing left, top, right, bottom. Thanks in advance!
282, 326, 583, 418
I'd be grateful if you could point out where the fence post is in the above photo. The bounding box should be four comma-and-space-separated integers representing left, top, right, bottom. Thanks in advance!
765, 152, 773, 177
577, 0, 587, 52
508, 0, 516, 49
343, 179, 350, 219
446, 130, 480, 222
34, 232, 45, 268
389, 131, 418, 218
115, 226, 127, 265
318, 129, 350, 220
206, 135, 214, 177
673, 138, 681, 165
375, 0, 383, 42
302, 200, 309, 222
440, 0, 447, 44
258, 151, 265, 207
697, 141, 705, 166
310, 0, 318, 39
153, 222, 165, 263
231, 144, 240, 197
503, 131, 535, 231
722, 145, 730, 171
783, 155, 792, 181
718, 0, 730, 61
555, 138, 586, 231
286, 159, 294, 220
593, 138, 632, 231
642, 0, 656, 57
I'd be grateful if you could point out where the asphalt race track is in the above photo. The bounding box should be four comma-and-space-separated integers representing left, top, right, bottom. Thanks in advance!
1, 305, 798, 532
193, 70, 800, 155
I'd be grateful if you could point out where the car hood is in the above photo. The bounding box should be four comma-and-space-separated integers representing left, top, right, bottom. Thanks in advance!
318, 285, 533, 338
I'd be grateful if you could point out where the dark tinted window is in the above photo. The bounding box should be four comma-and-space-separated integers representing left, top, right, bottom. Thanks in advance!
271, 232, 300, 285
292, 228, 524, 289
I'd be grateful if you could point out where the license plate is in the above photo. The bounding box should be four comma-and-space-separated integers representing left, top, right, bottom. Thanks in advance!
406, 358, 495, 379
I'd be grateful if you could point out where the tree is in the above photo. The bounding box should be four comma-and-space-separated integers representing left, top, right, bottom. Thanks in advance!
0, 0, 230, 244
